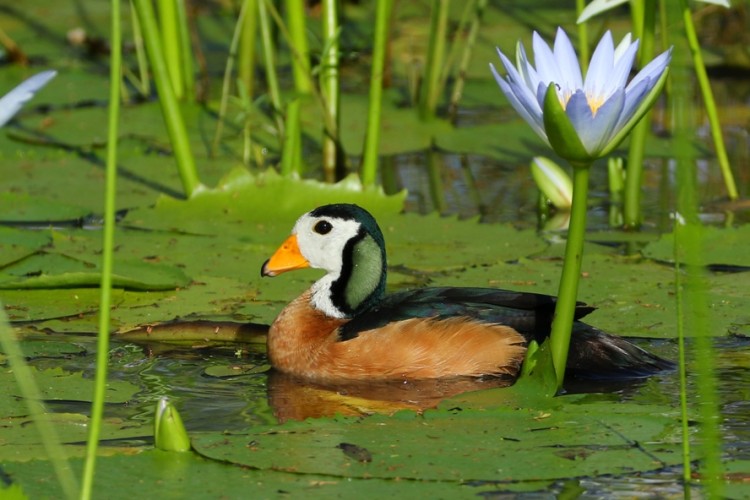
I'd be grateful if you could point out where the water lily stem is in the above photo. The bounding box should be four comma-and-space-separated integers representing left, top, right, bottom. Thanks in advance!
549, 163, 590, 390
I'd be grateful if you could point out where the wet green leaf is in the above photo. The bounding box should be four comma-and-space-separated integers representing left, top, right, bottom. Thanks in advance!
643, 225, 750, 268
0, 227, 51, 268
192, 401, 686, 482
0, 253, 190, 290
4, 450, 522, 498
0, 366, 138, 419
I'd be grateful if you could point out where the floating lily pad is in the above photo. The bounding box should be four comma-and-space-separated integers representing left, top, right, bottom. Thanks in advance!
0, 366, 138, 419
123, 168, 407, 234
0, 252, 190, 290
0, 226, 51, 268
0, 192, 91, 223
643, 225, 750, 269
192, 400, 686, 483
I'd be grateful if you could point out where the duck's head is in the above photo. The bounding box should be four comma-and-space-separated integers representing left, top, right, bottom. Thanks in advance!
261, 204, 387, 319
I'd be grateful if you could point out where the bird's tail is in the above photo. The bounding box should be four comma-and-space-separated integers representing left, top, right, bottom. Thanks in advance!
566, 324, 675, 379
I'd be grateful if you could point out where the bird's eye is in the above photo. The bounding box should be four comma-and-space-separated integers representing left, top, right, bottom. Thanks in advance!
314, 220, 332, 235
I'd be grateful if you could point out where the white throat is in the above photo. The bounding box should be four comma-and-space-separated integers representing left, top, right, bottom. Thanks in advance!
292, 212, 362, 318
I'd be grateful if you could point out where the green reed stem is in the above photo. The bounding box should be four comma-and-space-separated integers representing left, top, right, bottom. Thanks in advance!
80, 1, 121, 498
419, 0, 449, 120
259, 0, 285, 146
575, 0, 589, 72
549, 163, 590, 390
238, 0, 258, 97
133, 0, 201, 197
440, 0, 472, 101
320, 0, 342, 182
448, 0, 486, 122
129, 2, 150, 97
158, 0, 183, 100
175, 0, 195, 101
679, 0, 737, 200
673, 225, 692, 491
672, 55, 724, 500
623, 0, 656, 229
280, 98, 302, 176
360, 0, 393, 186
0, 306, 78, 499
285, 0, 312, 94
262, 0, 341, 178
212, 0, 251, 155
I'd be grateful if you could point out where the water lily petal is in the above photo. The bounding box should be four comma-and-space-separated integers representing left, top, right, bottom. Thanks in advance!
613, 33, 633, 63
600, 67, 670, 158
552, 28, 583, 93
542, 84, 592, 163
626, 48, 672, 94
532, 32, 563, 90
610, 39, 639, 90
616, 78, 651, 131
494, 48, 540, 110
517, 43, 541, 93
579, 88, 626, 154
490, 62, 547, 141
584, 31, 615, 99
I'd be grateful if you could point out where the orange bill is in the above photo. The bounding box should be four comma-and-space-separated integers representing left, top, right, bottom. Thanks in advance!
261, 234, 310, 277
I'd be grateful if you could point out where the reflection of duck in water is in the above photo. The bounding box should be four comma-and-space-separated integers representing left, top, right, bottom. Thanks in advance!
266, 371, 514, 422
261, 204, 672, 382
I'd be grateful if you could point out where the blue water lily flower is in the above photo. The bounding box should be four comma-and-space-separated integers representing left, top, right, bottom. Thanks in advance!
491, 28, 671, 163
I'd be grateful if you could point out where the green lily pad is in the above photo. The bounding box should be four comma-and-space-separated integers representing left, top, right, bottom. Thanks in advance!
1, 287, 112, 323
0, 227, 51, 268
192, 400, 685, 483
0, 193, 91, 223
0, 413, 145, 461
0, 252, 190, 290
643, 225, 750, 268
123, 168, 407, 234
3, 449, 523, 499
0, 366, 138, 419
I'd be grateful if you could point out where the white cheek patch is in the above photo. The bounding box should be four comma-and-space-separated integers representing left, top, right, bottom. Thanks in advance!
291, 213, 362, 317
293, 214, 360, 273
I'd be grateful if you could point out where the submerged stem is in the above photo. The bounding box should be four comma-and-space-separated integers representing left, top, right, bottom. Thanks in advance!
549, 163, 590, 390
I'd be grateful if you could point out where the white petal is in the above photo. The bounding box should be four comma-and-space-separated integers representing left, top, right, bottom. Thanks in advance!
552, 27, 583, 92
532, 31, 563, 89
493, 48, 541, 115
615, 78, 651, 130
613, 33, 634, 63
610, 39, 639, 90
584, 31, 615, 99
517, 43, 541, 92
566, 88, 625, 154
0, 70, 57, 127
626, 48, 672, 93
490, 62, 547, 141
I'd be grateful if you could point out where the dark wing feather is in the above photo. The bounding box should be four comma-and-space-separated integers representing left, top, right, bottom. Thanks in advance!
338, 286, 673, 379
338, 286, 593, 343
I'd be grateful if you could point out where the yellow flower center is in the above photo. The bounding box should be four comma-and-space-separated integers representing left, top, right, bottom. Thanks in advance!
586, 94, 606, 116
